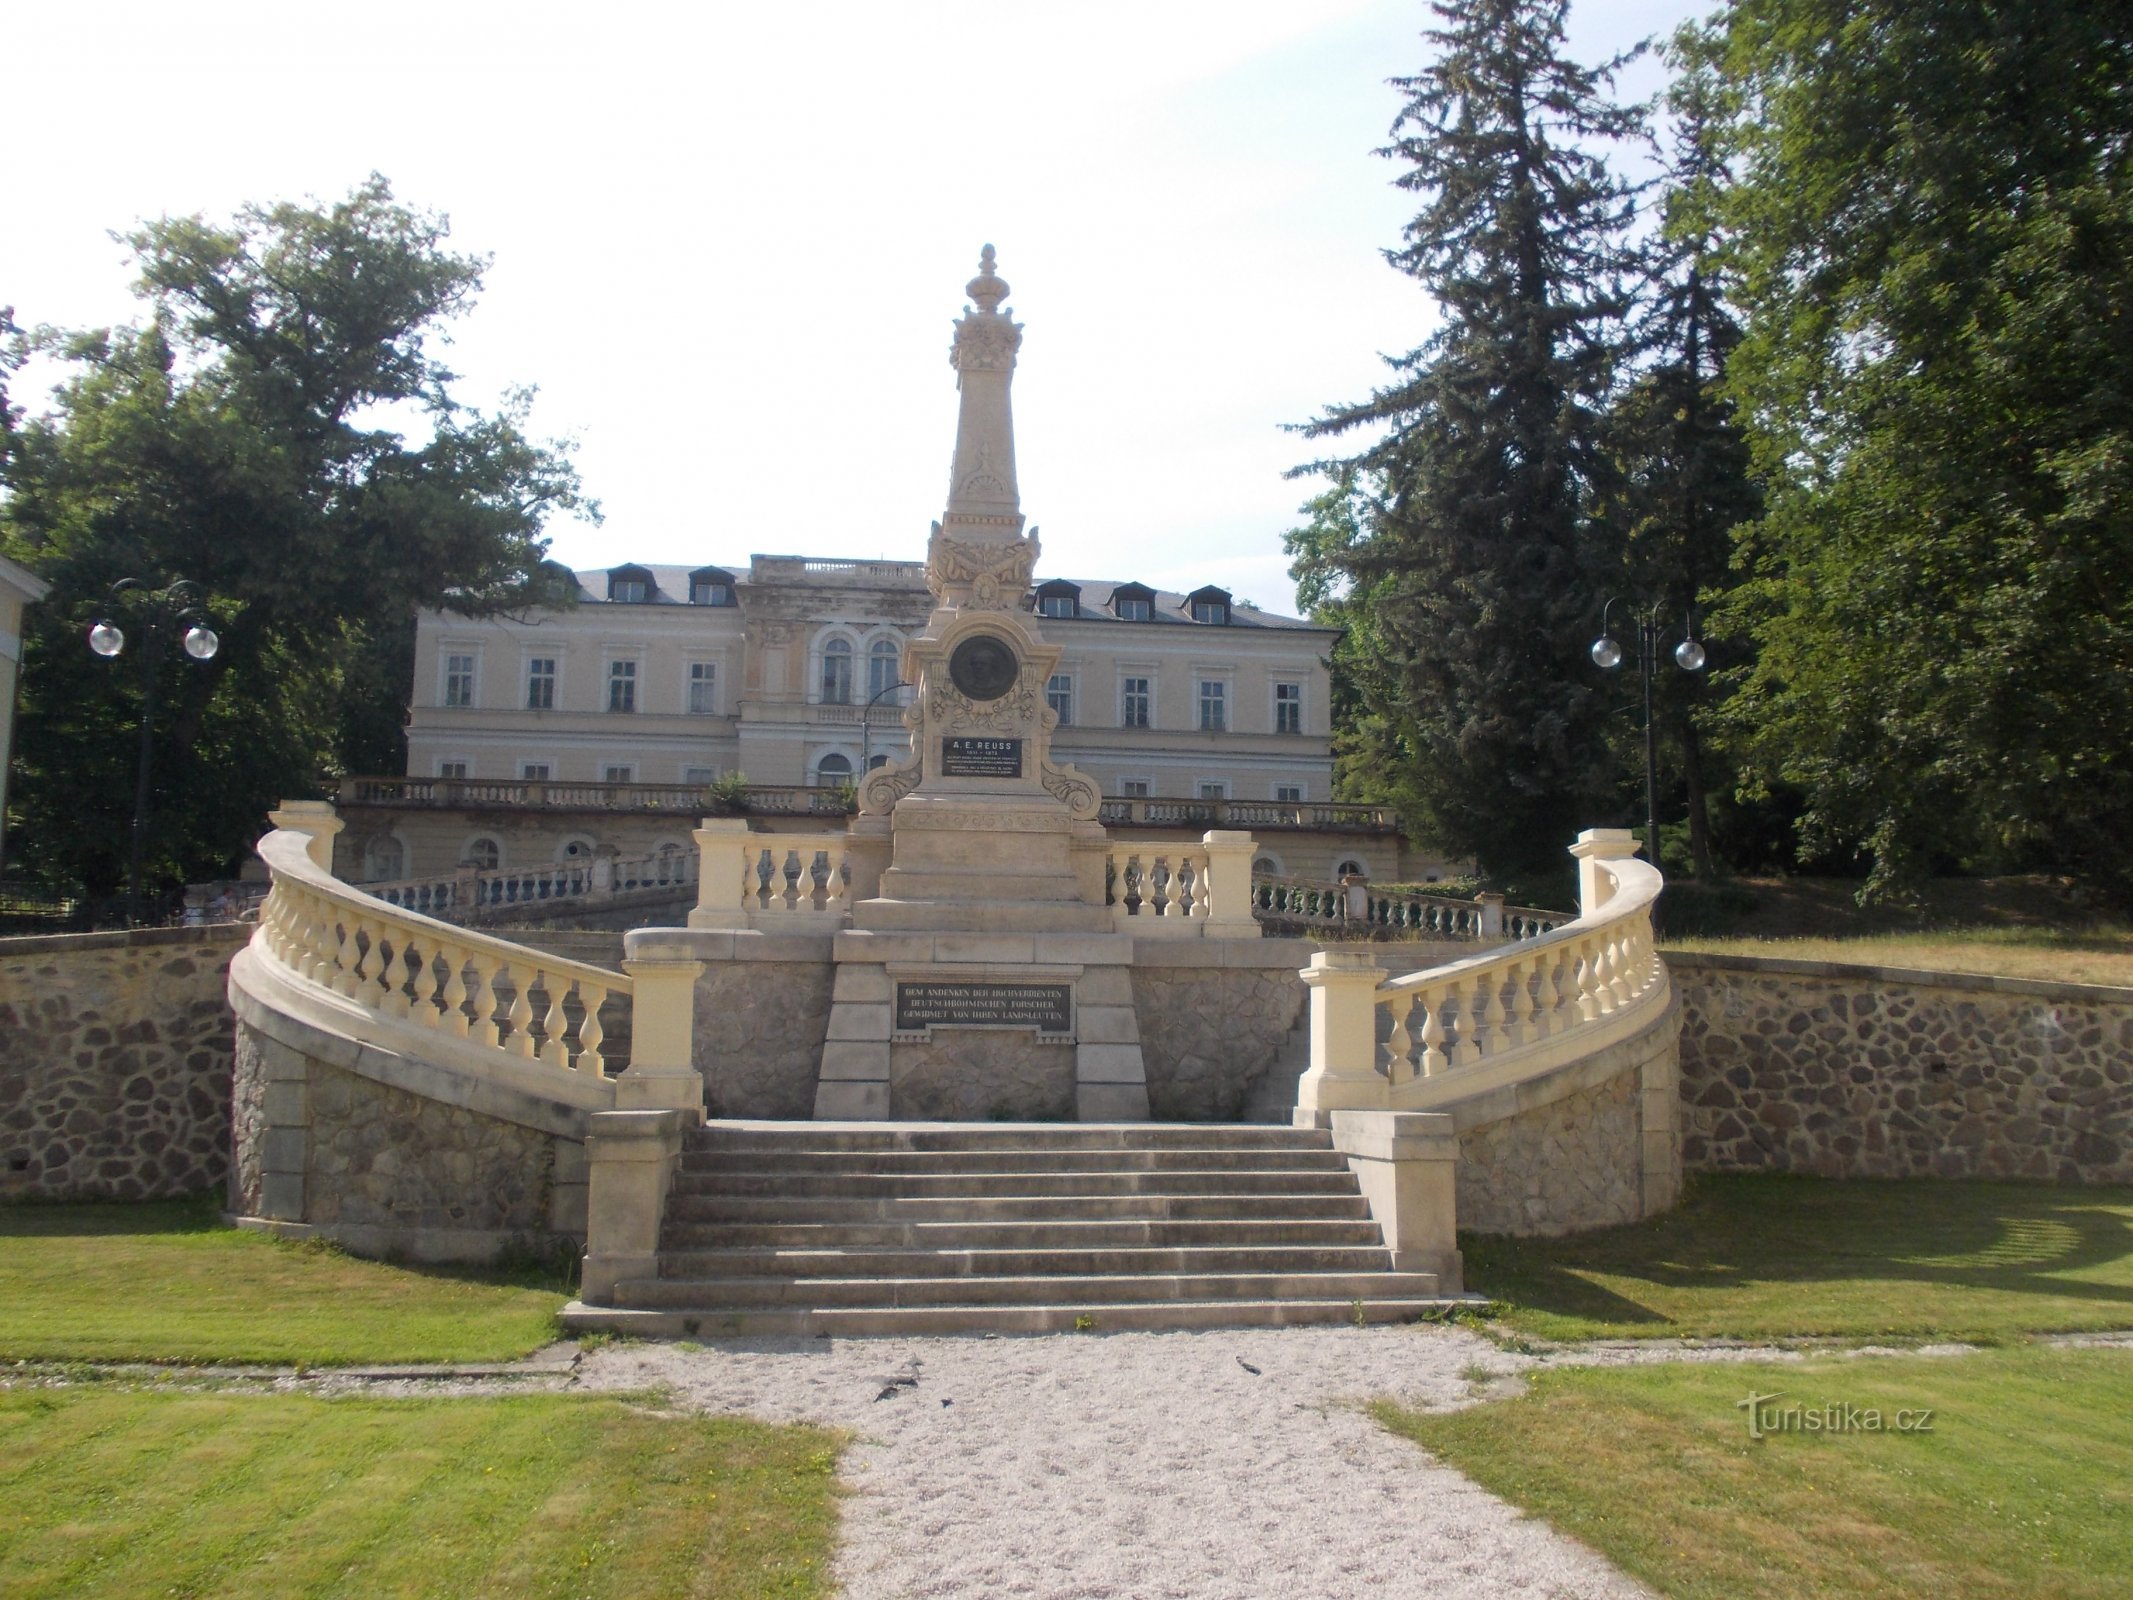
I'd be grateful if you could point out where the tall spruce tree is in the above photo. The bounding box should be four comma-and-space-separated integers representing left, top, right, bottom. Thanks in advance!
1593, 56, 1762, 879
1290, 0, 1647, 885
1695, 0, 2133, 904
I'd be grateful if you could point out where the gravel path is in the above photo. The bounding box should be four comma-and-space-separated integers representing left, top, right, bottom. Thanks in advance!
578, 1325, 1657, 1600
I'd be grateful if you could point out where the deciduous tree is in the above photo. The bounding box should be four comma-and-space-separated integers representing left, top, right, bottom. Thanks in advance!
0, 176, 590, 903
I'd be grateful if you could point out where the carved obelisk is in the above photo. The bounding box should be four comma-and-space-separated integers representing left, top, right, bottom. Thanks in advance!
850, 246, 1110, 927
815, 247, 1151, 1122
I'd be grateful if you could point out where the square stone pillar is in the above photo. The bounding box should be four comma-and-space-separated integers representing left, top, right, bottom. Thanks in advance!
688, 818, 754, 930
1329, 1109, 1462, 1290
617, 933, 705, 1118
580, 1109, 685, 1304
1569, 828, 1641, 917
1293, 949, 1390, 1125
268, 800, 343, 872
1198, 829, 1260, 938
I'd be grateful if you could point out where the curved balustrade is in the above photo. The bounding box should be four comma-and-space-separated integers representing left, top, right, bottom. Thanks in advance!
369, 851, 698, 921
1296, 833, 1668, 1120
1251, 874, 1569, 942
251, 830, 630, 1085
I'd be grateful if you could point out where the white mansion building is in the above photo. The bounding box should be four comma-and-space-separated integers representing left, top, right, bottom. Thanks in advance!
331, 552, 1441, 889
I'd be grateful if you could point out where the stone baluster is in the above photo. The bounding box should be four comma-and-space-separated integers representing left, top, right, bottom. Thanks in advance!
467, 954, 504, 1047
1417, 985, 1450, 1076
540, 975, 571, 1068
576, 980, 610, 1075
440, 953, 471, 1039
506, 966, 538, 1057
1385, 990, 1416, 1084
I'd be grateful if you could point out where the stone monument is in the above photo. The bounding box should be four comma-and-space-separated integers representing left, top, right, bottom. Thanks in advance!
813, 247, 1152, 1122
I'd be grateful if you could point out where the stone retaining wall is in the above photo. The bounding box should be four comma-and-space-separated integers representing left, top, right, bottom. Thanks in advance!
1672, 954, 2133, 1183
0, 925, 249, 1200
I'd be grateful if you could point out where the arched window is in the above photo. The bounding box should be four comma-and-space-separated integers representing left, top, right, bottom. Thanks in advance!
868, 637, 900, 702
1253, 854, 1284, 877
556, 836, 597, 863
821, 638, 854, 704
361, 835, 404, 882
464, 837, 502, 871
815, 752, 854, 784
1337, 858, 1368, 880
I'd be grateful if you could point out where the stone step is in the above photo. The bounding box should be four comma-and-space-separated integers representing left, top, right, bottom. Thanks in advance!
562, 1297, 1465, 1339
662, 1192, 1375, 1225
654, 1244, 1401, 1279
684, 1122, 1333, 1154
657, 1217, 1387, 1250
611, 1269, 1444, 1310
667, 1169, 1364, 1200
676, 1147, 1351, 1176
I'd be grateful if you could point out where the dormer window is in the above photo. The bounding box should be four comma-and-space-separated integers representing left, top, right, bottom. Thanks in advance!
1186, 585, 1231, 625
689, 567, 736, 606
1034, 580, 1080, 620
1113, 582, 1155, 622
608, 564, 655, 604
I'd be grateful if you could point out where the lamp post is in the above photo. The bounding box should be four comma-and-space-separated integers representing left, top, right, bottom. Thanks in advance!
87, 578, 221, 925
859, 679, 914, 774
1590, 599, 1706, 867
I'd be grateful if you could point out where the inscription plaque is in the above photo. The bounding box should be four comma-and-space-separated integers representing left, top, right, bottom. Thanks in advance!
895, 981, 1072, 1034
941, 735, 1022, 778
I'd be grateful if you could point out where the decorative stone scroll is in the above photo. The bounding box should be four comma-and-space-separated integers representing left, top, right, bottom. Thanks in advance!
926, 525, 1039, 610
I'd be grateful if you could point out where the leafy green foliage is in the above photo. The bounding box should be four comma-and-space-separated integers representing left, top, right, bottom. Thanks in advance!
0, 176, 590, 899
1694, 1, 2133, 904
1289, 0, 1650, 881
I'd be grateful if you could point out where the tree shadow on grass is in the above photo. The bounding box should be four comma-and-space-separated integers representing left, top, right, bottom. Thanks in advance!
0, 1192, 225, 1237
1464, 1173, 2133, 1330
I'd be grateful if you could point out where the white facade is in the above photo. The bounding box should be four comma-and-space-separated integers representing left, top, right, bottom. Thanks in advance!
406, 555, 1339, 803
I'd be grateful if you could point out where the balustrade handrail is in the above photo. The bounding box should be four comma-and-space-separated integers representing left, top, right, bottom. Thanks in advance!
1368, 852, 1665, 1100
251, 829, 630, 1087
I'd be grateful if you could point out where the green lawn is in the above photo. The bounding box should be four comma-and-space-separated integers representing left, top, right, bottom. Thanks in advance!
1381, 1347, 2133, 1599
1465, 1174, 2133, 1344
0, 1389, 840, 1599
1664, 924, 2133, 988
0, 1197, 568, 1365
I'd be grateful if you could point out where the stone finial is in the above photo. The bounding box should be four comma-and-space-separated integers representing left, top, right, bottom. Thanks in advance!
966, 244, 1009, 313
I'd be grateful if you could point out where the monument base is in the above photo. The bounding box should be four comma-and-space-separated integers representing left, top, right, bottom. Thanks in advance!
812, 927, 1152, 1122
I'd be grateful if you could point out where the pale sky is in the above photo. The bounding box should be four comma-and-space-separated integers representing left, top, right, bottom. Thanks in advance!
8, 0, 1703, 616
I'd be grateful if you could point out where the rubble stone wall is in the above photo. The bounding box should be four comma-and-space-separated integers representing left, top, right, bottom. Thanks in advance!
1673, 954, 2133, 1182
0, 925, 249, 1199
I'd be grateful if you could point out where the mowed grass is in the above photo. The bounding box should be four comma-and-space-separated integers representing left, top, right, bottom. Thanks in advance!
1664, 924, 2133, 988
0, 1388, 839, 1599
1465, 1174, 2133, 1344
0, 1197, 567, 1365
1380, 1347, 2133, 1600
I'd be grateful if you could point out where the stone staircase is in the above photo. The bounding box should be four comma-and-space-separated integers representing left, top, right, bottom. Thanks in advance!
564, 1122, 1461, 1337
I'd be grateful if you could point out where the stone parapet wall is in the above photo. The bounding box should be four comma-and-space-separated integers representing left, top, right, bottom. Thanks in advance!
1672, 954, 2133, 1183
0, 924, 249, 1200
231, 1015, 587, 1262
684, 932, 837, 1120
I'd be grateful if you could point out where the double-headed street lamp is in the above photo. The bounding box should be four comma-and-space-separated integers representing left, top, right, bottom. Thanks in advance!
1591, 598, 1706, 868
859, 679, 914, 774
87, 578, 221, 925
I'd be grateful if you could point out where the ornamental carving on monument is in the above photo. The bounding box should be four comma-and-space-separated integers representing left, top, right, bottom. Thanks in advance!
1040, 760, 1101, 821
928, 666, 1041, 734
950, 314, 1022, 372
859, 756, 921, 817
925, 529, 1037, 608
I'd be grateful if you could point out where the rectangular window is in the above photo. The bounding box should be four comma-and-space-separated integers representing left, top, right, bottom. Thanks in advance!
520, 762, 551, 781
1274, 783, 1305, 803
1117, 597, 1151, 622
437, 761, 468, 780
603, 764, 634, 784
691, 580, 732, 605
1046, 673, 1074, 726
611, 578, 648, 604
526, 657, 556, 710
1198, 780, 1229, 801
1198, 680, 1227, 731
1120, 677, 1151, 728
683, 766, 719, 786
1274, 680, 1302, 734
688, 661, 717, 714
1038, 594, 1076, 618
1119, 779, 1152, 799
607, 660, 637, 713
1191, 599, 1228, 624
444, 653, 476, 708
